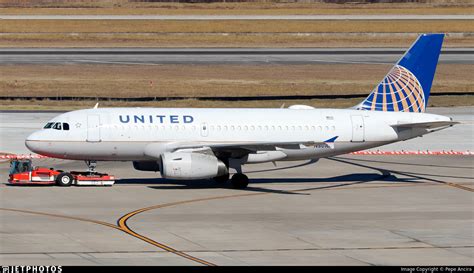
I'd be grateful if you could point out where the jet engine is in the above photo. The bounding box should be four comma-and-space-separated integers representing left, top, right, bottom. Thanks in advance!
160, 152, 227, 180
132, 161, 160, 172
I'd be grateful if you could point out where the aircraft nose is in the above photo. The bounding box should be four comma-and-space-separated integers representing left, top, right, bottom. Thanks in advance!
25, 131, 45, 154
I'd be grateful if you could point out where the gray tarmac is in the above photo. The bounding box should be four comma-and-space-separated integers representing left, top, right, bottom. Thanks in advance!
0, 155, 472, 265
1, 48, 472, 65
1, 15, 473, 20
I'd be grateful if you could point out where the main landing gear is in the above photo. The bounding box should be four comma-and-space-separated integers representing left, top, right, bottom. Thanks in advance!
230, 173, 249, 189
213, 173, 249, 189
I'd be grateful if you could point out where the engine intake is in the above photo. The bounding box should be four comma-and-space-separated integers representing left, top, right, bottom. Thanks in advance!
132, 161, 160, 172
160, 152, 227, 180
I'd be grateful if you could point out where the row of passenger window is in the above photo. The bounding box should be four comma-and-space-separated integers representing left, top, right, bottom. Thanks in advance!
110, 124, 336, 132
44, 122, 70, 130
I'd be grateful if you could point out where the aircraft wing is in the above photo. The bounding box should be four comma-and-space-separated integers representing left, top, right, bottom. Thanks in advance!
174, 141, 315, 152
170, 137, 338, 155
391, 121, 459, 129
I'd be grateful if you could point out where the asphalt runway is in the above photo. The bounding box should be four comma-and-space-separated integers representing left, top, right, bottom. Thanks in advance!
0, 154, 472, 265
1, 48, 472, 65
2, 15, 473, 20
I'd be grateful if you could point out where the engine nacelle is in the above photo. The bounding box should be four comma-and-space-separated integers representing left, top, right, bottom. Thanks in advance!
160, 152, 227, 180
132, 161, 160, 172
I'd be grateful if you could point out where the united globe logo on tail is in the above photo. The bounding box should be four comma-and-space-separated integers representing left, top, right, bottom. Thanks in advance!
360, 65, 425, 113
355, 33, 444, 113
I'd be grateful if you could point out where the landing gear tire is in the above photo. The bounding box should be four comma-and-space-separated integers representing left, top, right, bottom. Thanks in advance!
213, 173, 230, 184
56, 172, 74, 187
231, 173, 249, 189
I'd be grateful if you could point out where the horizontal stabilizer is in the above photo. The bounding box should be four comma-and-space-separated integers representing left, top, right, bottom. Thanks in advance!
391, 121, 459, 129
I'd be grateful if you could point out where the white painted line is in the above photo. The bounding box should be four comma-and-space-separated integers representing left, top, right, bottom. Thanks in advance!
74, 59, 162, 66
310, 59, 390, 65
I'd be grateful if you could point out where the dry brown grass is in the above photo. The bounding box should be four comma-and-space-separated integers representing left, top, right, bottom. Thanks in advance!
2, 20, 472, 33
0, 2, 472, 15
1, 64, 472, 98
2, 19, 472, 48
1, 95, 472, 111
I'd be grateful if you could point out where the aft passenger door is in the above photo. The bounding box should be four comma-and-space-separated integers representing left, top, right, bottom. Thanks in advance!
87, 115, 101, 142
351, 115, 365, 142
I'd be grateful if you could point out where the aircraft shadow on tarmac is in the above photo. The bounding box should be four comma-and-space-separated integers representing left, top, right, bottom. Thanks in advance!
116, 172, 423, 195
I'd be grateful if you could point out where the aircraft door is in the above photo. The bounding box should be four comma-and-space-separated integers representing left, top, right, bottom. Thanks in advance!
200, 123, 209, 137
351, 115, 365, 142
87, 115, 101, 142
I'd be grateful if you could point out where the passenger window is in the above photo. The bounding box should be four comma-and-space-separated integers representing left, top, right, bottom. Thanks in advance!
52, 122, 62, 130
63, 123, 70, 130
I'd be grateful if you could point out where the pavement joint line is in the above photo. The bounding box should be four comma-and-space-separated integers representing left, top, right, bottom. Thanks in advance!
2, 245, 473, 255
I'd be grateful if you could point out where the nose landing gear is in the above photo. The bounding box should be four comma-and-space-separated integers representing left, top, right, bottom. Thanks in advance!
85, 160, 97, 173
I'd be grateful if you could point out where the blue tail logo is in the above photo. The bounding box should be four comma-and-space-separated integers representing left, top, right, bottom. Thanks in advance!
357, 33, 444, 113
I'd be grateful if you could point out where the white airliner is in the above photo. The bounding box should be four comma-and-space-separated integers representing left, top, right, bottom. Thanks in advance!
26, 34, 457, 188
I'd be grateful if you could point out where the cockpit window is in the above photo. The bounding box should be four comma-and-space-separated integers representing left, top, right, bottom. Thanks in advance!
52, 122, 62, 130
44, 122, 69, 130
44, 122, 54, 129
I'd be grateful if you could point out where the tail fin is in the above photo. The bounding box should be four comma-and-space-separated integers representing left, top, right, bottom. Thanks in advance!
356, 33, 444, 113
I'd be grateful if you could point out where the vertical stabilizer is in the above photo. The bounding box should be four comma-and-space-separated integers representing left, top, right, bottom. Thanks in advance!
356, 33, 444, 112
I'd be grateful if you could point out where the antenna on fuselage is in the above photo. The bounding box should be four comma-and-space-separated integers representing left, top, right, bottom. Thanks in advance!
93, 102, 99, 109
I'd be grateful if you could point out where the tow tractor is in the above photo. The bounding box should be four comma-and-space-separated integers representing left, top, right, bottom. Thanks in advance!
8, 159, 115, 186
